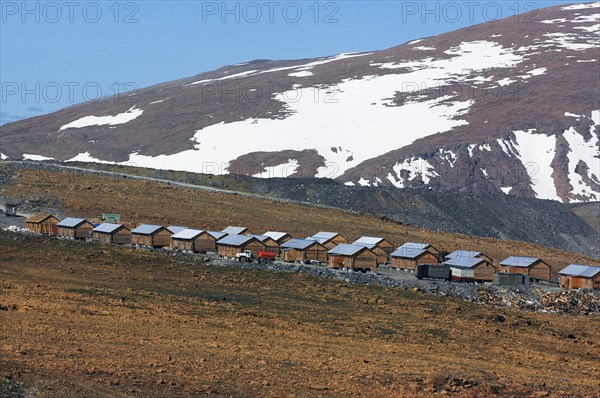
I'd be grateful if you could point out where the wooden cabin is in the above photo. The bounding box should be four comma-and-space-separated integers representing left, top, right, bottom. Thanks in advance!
91, 223, 131, 245
56, 217, 95, 240
131, 224, 172, 247
281, 238, 328, 263
249, 235, 280, 255
171, 229, 220, 253
390, 243, 439, 271
353, 236, 394, 265
221, 226, 253, 236
217, 235, 266, 258
498, 256, 551, 281
559, 265, 600, 290
25, 213, 59, 235
327, 244, 377, 272
445, 250, 493, 264
443, 257, 497, 282
263, 231, 293, 244
306, 232, 347, 249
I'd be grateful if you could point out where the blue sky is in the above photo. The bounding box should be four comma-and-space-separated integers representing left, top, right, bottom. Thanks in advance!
0, 0, 587, 124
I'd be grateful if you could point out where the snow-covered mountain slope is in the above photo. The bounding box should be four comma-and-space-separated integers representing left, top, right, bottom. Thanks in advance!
1, 2, 599, 203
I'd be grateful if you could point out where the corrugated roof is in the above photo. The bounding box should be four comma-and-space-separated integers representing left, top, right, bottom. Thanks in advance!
281, 238, 318, 250
249, 234, 275, 243
217, 234, 254, 246
172, 228, 205, 240
447, 250, 482, 260
56, 217, 87, 228
222, 226, 248, 235
93, 223, 125, 234
353, 236, 384, 246
390, 247, 428, 259
398, 242, 431, 251
168, 226, 188, 234
26, 213, 56, 223
500, 256, 540, 268
306, 236, 330, 245
131, 224, 164, 235
444, 257, 486, 269
328, 244, 366, 256
309, 232, 339, 240
263, 231, 289, 242
559, 264, 600, 278
207, 231, 227, 240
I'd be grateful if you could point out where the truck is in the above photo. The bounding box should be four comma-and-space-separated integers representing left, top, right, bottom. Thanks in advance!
235, 250, 277, 263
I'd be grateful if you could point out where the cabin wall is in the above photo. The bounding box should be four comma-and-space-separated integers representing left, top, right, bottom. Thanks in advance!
473, 262, 496, 281
560, 275, 599, 290
530, 262, 551, 280
194, 235, 217, 253
151, 230, 172, 247
172, 238, 194, 251
26, 217, 59, 235
74, 223, 94, 239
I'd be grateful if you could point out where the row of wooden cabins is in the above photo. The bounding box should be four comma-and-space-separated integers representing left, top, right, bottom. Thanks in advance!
23, 214, 600, 289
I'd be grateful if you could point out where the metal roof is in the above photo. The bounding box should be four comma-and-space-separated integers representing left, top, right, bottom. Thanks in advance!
217, 234, 255, 246
306, 236, 330, 245
328, 244, 367, 256
443, 257, 487, 269
390, 247, 428, 259
172, 228, 205, 240
281, 238, 319, 250
398, 242, 431, 251
447, 250, 482, 260
222, 226, 248, 235
249, 234, 275, 243
353, 236, 384, 246
500, 256, 540, 268
263, 231, 290, 242
131, 224, 164, 235
167, 226, 188, 234
93, 223, 125, 234
309, 231, 339, 240
207, 230, 227, 240
56, 217, 87, 228
559, 264, 600, 278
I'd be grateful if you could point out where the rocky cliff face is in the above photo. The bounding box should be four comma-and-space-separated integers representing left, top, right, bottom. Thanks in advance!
1, 2, 598, 203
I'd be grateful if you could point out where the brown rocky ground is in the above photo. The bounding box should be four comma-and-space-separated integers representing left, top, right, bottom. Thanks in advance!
1, 232, 599, 397
1, 168, 599, 273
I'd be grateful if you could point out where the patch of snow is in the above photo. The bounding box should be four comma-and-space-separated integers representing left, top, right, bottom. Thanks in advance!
512, 130, 560, 201
468, 144, 476, 157
591, 110, 600, 125
66, 152, 115, 164
481, 168, 488, 177
23, 154, 54, 161
497, 77, 517, 86
571, 14, 600, 23
500, 187, 512, 194
149, 99, 165, 105
539, 18, 568, 24
59, 107, 143, 130
562, 126, 600, 201
288, 71, 314, 78
574, 23, 600, 32
577, 59, 598, 62
497, 138, 512, 156
407, 39, 423, 45
344, 181, 355, 186
526, 67, 547, 76
479, 144, 492, 151
438, 149, 456, 167
543, 32, 599, 51
564, 112, 583, 118
413, 46, 436, 51
561, 2, 600, 10
389, 157, 439, 187
186, 70, 259, 86
358, 177, 371, 187
0, 153, 8, 160
252, 160, 299, 179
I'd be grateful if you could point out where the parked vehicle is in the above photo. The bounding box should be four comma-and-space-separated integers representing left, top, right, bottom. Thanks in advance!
235, 250, 276, 263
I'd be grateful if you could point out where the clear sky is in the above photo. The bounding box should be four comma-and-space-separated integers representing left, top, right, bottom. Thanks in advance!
0, 0, 587, 124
